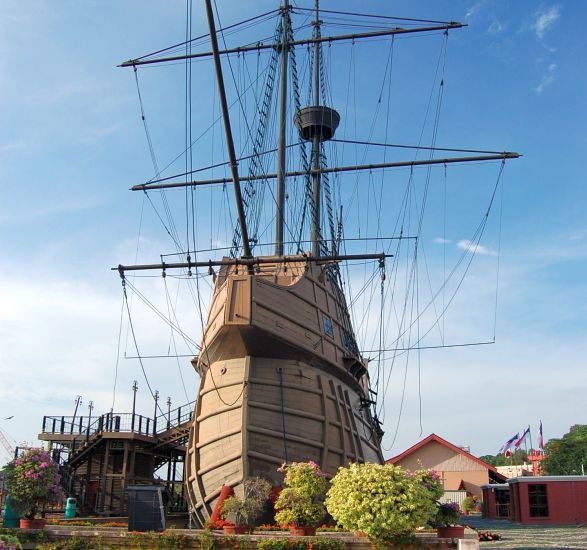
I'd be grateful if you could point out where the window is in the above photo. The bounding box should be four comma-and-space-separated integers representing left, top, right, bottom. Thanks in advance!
322, 315, 334, 338
528, 484, 548, 517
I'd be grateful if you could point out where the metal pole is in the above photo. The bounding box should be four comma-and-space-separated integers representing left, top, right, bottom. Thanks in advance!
87, 400, 94, 442
167, 397, 172, 429
71, 395, 82, 434
311, 0, 321, 257
204, 0, 252, 259
131, 381, 138, 432
275, 0, 289, 256
153, 390, 159, 436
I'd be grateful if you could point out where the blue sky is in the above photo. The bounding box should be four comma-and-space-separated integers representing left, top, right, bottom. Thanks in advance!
0, 1, 585, 464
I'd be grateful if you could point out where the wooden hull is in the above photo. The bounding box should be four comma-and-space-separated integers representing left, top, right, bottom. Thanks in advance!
185, 259, 383, 525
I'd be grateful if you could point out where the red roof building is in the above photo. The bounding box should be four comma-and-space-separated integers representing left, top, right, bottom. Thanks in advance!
387, 433, 506, 499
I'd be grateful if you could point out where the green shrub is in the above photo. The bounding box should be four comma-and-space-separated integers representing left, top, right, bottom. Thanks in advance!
257, 537, 344, 550
325, 462, 437, 547
37, 538, 95, 550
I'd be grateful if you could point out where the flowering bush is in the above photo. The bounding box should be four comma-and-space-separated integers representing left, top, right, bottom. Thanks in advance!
205, 517, 231, 530
274, 461, 327, 527
429, 502, 461, 528
411, 468, 444, 501
0, 534, 23, 550
325, 463, 437, 547
2, 448, 63, 519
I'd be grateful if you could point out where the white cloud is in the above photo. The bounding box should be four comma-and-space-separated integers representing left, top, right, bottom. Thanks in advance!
433, 237, 452, 245
0, 270, 200, 448
465, 1, 485, 22
534, 63, 557, 94
532, 5, 561, 39
0, 197, 102, 225
457, 239, 497, 256
487, 18, 504, 35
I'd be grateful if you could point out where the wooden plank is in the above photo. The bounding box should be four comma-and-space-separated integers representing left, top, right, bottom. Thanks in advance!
195, 426, 241, 449
248, 400, 324, 422
249, 424, 326, 449
226, 277, 251, 324
343, 389, 365, 462
198, 433, 241, 467
317, 375, 329, 472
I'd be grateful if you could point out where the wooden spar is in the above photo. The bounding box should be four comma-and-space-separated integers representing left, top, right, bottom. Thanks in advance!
275, 0, 289, 256
131, 152, 521, 191
119, 23, 465, 67
311, 0, 321, 257
114, 252, 391, 275
204, 0, 252, 259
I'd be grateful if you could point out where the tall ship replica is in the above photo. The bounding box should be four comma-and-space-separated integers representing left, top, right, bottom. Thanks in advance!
113, 1, 519, 525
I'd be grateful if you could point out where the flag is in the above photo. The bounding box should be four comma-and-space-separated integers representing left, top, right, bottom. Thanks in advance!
505, 448, 512, 458
539, 420, 544, 450
498, 432, 519, 454
514, 426, 531, 449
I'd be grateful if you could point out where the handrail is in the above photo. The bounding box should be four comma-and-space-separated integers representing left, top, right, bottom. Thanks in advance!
41, 401, 196, 439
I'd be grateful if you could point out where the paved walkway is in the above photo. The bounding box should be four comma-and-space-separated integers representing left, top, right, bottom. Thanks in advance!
463, 516, 587, 549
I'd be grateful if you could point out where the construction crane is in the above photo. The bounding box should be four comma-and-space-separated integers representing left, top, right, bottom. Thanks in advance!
0, 428, 15, 462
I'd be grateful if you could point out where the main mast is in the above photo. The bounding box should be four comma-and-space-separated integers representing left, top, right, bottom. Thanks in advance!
275, 0, 289, 256
311, 1, 321, 257
293, 0, 341, 257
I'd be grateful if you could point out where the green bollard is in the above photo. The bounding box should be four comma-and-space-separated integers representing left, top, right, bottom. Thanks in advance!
64, 497, 77, 519
2, 495, 20, 528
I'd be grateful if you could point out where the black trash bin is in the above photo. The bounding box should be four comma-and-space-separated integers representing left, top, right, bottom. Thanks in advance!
127, 485, 166, 532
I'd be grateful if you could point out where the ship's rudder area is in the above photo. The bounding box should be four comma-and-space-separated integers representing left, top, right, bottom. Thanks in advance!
186, 355, 382, 525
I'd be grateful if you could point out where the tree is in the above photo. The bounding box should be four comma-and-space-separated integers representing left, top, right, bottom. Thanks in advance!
479, 449, 528, 467
543, 425, 587, 475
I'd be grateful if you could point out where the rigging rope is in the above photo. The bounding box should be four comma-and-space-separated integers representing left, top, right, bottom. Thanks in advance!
121, 278, 168, 419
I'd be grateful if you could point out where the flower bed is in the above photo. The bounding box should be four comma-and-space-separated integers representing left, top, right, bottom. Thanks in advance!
1, 527, 478, 549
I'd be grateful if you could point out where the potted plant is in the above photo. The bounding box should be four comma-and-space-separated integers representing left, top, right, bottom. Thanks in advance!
325, 463, 438, 548
274, 461, 327, 536
2, 448, 63, 529
430, 501, 464, 538
461, 495, 480, 515
221, 477, 272, 534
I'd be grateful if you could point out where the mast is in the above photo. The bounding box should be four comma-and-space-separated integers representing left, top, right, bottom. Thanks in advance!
311, 0, 321, 257
204, 0, 252, 259
275, 0, 289, 256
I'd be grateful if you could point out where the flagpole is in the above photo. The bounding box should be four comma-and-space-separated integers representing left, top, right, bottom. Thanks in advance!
528, 424, 533, 452
524, 436, 528, 456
